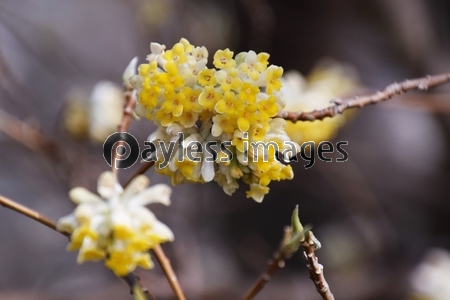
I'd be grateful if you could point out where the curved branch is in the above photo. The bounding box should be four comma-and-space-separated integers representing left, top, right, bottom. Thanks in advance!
278, 73, 450, 122
0, 194, 64, 235
242, 227, 301, 300
152, 245, 186, 300
242, 241, 289, 300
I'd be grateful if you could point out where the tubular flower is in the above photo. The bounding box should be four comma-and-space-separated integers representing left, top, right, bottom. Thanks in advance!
281, 60, 360, 144
57, 172, 174, 276
131, 38, 299, 202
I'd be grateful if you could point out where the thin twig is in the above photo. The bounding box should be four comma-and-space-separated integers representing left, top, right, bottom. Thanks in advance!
152, 245, 186, 300
242, 245, 288, 300
112, 90, 137, 175
278, 73, 450, 122
0, 42, 33, 112
0, 194, 152, 299
242, 227, 295, 300
0, 194, 63, 234
118, 90, 137, 133
0, 109, 56, 155
301, 232, 334, 300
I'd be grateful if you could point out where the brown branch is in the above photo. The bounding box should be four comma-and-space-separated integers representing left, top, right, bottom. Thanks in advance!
118, 90, 137, 133
151, 245, 186, 300
0, 194, 64, 234
243, 214, 333, 300
301, 232, 334, 300
0, 194, 152, 299
242, 227, 296, 300
278, 73, 450, 122
242, 245, 288, 300
112, 90, 137, 175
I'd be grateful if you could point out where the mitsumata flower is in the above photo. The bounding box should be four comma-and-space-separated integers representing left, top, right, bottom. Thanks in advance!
130, 38, 298, 202
57, 172, 173, 276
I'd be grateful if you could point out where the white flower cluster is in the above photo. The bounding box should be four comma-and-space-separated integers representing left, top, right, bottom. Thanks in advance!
57, 171, 173, 276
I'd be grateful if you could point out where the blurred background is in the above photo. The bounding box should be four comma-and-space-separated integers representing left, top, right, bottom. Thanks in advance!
1, 0, 450, 299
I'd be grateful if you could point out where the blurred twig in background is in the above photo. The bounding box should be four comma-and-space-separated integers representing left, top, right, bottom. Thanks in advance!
0, 108, 55, 155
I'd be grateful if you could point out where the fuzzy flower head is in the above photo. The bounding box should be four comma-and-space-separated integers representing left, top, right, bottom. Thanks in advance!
63, 82, 125, 143
57, 172, 174, 276
132, 38, 297, 202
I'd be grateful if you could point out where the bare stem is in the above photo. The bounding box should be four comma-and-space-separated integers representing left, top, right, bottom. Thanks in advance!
242, 248, 288, 300
112, 90, 137, 175
278, 73, 450, 122
242, 227, 293, 300
0, 194, 64, 234
301, 232, 334, 300
118, 90, 138, 133
0, 194, 152, 299
0, 108, 56, 155
152, 245, 186, 300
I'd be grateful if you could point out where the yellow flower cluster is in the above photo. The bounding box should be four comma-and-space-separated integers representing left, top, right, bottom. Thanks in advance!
131, 38, 296, 202
281, 61, 359, 144
57, 172, 174, 276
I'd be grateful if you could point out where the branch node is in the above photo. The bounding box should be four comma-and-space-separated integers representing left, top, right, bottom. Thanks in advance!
330, 98, 343, 105
262, 273, 271, 282
418, 82, 428, 91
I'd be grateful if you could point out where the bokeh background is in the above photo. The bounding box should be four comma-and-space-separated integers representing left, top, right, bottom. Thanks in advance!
1, 0, 450, 299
